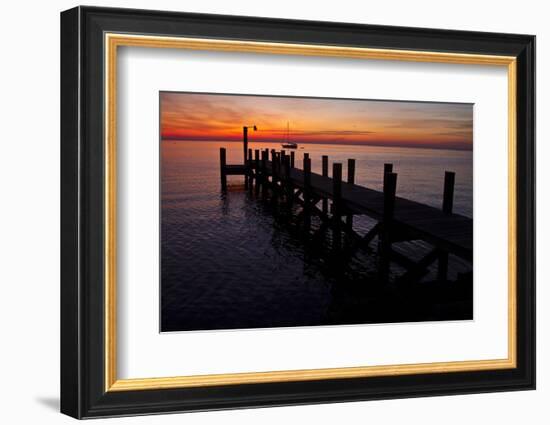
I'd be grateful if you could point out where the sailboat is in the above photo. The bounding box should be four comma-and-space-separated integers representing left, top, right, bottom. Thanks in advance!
281, 122, 298, 149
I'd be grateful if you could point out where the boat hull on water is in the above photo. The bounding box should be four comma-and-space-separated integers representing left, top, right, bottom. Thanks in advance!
281, 143, 298, 149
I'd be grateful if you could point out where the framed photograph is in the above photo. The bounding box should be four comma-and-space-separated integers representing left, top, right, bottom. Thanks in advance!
60, 6, 535, 419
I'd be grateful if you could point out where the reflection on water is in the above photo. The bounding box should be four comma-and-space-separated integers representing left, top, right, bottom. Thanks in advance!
161, 141, 473, 332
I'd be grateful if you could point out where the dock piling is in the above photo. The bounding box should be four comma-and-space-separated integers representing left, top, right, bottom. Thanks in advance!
254, 149, 260, 194
246, 148, 253, 189
333, 163, 343, 251
243, 126, 248, 165
379, 172, 397, 280
261, 150, 268, 199
283, 155, 293, 210
442, 171, 455, 214
220, 148, 227, 191
438, 171, 456, 281
322, 155, 329, 215
303, 156, 312, 232
346, 159, 356, 229
290, 151, 295, 168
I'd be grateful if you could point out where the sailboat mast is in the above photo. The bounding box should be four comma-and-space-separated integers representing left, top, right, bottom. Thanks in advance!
286, 121, 289, 142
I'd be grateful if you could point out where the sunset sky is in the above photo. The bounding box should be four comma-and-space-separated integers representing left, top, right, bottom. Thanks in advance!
160, 92, 473, 150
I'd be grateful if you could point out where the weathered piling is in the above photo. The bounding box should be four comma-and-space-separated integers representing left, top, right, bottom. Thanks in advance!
383, 163, 394, 200
322, 155, 329, 215
438, 171, 456, 281
261, 149, 268, 199
280, 151, 287, 181
442, 171, 455, 214
332, 163, 343, 251
283, 155, 293, 210
243, 126, 248, 165
379, 171, 397, 281
272, 150, 280, 205
246, 148, 253, 190
220, 147, 227, 191
290, 151, 295, 168
346, 159, 356, 229
254, 149, 260, 195
303, 155, 312, 232
270, 149, 277, 186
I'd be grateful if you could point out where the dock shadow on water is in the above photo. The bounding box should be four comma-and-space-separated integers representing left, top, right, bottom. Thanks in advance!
161, 141, 473, 332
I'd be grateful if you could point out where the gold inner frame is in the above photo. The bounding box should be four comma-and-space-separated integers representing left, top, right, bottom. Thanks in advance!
104, 33, 517, 392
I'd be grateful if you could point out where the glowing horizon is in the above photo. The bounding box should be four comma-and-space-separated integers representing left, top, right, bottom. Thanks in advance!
160, 92, 473, 151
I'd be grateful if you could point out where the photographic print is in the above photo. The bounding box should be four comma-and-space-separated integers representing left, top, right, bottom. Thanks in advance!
160, 92, 473, 332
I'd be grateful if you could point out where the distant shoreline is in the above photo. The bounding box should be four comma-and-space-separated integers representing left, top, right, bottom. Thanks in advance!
161, 138, 473, 152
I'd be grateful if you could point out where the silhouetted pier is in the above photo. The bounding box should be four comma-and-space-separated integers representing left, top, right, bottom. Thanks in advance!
220, 144, 472, 284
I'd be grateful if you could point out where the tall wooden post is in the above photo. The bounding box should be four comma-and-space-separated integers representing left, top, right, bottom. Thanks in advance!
283, 155, 292, 210
303, 156, 312, 233
442, 171, 455, 214
332, 163, 343, 251
379, 172, 397, 281
322, 155, 329, 215
254, 149, 260, 194
261, 150, 268, 199
383, 163, 394, 200
290, 151, 295, 168
346, 158, 356, 229
271, 149, 278, 183
271, 150, 280, 205
220, 147, 227, 191
246, 148, 253, 190
438, 171, 456, 281
243, 126, 248, 165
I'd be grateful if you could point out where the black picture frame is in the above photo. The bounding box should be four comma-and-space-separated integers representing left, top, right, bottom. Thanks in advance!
61, 6, 535, 419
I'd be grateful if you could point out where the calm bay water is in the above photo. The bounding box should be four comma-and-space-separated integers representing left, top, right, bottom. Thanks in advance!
161, 140, 473, 332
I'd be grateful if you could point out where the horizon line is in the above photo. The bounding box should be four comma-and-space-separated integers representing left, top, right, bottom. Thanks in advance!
161, 137, 473, 152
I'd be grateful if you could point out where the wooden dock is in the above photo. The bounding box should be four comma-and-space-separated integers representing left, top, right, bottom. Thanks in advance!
220, 146, 472, 284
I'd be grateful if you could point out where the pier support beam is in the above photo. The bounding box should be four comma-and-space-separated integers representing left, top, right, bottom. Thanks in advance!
220, 147, 227, 191
254, 149, 260, 195
332, 163, 343, 251
303, 155, 312, 233
442, 171, 455, 214
242, 126, 248, 165
246, 148, 253, 190
379, 171, 397, 281
283, 155, 293, 212
261, 149, 268, 199
438, 171, 455, 282
346, 158, 356, 229
322, 155, 329, 216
